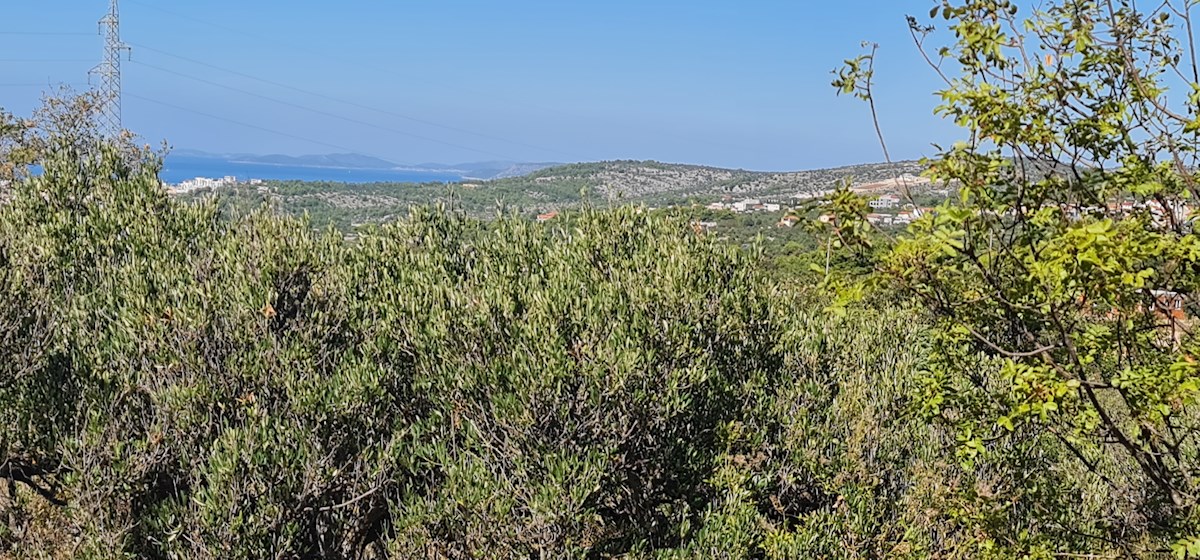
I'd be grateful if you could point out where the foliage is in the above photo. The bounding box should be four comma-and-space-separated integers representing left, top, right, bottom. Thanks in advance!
2, 59, 1159, 560
19, 0, 1200, 553
832, 0, 1200, 554
0, 126, 1176, 557
0, 135, 781, 558
0, 90, 151, 185
177, 159, 930, 233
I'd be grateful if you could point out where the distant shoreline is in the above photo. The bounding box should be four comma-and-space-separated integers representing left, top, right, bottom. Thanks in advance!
226, 159, 452, 174
160, 156, 466, 185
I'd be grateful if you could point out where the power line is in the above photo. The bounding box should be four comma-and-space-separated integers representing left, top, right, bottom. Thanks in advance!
121, 0, 741, 155
0, 83, 87, 87
131, 59, 520, 161
0, 59, 95, 63
127, 42, 581, 160
91, 0, 131, 137
0, 31, 92, 36
125, 1, 251, 37
122, 0, 607, 125
126, 92, 405, 161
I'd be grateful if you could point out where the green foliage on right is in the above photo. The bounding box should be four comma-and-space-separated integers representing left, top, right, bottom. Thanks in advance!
829, 0, 1200, 556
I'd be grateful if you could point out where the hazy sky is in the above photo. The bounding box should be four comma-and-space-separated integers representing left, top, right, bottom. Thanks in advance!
1, 1, 961, 170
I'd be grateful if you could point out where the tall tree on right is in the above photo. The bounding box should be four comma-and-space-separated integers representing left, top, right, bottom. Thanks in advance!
837, 0, 1200, 555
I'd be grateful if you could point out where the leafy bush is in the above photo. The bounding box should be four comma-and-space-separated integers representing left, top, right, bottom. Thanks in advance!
827, 0, 1200, 554
2, 132, 1176, 559
0, 138, 784, 558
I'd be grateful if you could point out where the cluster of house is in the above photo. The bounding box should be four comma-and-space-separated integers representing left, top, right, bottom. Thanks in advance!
1066, 199, 1194, 228
814, 208, 932, 227
857, 197, 1196, 229
705, 198, 784, 214
168, 176, 264, 194
689, 216, 803, 232
865, 209, 928, 226
869, 194, 902, 209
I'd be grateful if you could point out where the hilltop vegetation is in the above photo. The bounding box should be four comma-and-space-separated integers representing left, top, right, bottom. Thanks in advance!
0, 130, 1151, 560
10, 0, 1200, 558
179, 159, 930, 231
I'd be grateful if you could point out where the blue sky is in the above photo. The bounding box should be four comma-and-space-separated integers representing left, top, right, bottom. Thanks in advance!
1, 1, 959, 170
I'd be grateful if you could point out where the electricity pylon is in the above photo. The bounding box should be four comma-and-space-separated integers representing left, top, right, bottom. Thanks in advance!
90, 0, 130, 137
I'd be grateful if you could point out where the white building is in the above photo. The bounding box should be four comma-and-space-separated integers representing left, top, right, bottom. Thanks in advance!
870, 194, 901, 209
172, 175, 240, 193
732, 198, 761, 212
866, 213, 893, 225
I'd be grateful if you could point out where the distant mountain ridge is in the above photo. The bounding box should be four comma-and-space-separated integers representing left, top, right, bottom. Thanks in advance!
487, 159, 930, 203
175, 159, 934, 231
236, 153, 400, 170
171, 149, 558, 180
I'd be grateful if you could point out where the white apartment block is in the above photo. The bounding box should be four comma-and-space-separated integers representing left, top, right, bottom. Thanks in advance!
870, 194, 901, 209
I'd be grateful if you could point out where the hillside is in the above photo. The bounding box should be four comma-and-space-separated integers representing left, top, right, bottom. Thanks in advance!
504, 159, 927, 202
182, 159, 936, 231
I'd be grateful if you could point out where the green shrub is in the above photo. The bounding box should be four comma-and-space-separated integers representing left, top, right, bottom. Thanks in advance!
0, 140, 779, 558
1, 127, 1167, 559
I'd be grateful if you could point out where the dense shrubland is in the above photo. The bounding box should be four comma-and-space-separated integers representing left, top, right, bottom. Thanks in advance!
0, 135, 892, 558
2, 137, 769, 558
825, 0, 1200, 556
11, 0, 1200, 557
0, 129, 1182, 559
179, 158, 926, 233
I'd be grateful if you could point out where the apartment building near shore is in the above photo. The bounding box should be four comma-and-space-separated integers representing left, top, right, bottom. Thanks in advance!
166, 176, 265, 194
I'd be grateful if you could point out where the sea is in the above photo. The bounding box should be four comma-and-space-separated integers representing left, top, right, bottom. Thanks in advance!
160, 155, 465, 185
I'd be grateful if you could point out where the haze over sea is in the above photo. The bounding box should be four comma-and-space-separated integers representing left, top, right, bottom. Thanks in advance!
160, 155, 466, 185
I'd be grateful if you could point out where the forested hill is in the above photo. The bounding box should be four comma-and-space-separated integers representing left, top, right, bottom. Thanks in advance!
180, 159, 928, 230
501, 159, 924, 202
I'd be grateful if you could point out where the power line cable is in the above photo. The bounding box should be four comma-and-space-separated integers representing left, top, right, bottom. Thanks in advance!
125, 1, 263, 40
126, 92, 412, 163
0, 31, 92, 36
122, 0, 741, 155
122, 1, 581, 118
0, 59, 95, 63
0, 83, 87, 87
130, 59, 520, 161
127, 42, 581, 160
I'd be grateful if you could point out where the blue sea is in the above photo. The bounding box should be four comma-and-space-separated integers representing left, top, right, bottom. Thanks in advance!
160, 155, 465, 185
